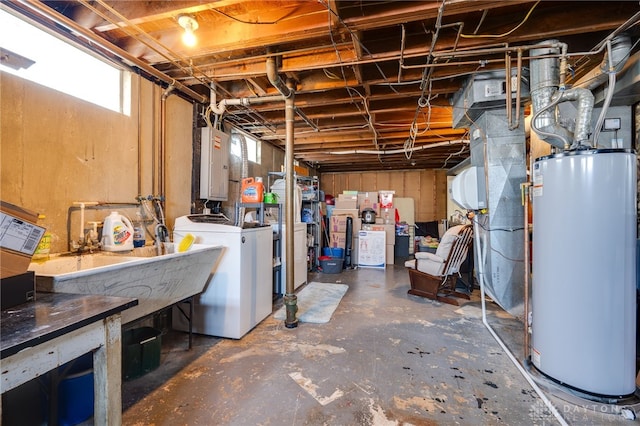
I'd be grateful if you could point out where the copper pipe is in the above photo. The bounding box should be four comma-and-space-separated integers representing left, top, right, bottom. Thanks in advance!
522, 182, 531, 362
511, 49, 523, 130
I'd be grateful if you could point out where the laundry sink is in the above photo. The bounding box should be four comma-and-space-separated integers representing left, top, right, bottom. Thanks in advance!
28, 244, 224, 324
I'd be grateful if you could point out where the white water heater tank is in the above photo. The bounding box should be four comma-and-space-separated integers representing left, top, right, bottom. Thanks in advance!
531, 149, 636, 397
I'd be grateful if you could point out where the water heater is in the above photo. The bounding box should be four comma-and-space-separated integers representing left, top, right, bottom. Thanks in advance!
531, 149, 636, 397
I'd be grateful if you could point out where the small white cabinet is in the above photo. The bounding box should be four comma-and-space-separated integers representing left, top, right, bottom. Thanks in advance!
273, 222, 307, 294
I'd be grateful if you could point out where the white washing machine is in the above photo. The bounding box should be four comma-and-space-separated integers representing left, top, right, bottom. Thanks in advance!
172, 215, 273, 339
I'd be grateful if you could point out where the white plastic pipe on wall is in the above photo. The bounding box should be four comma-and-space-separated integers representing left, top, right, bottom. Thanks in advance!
473, 216, 569, 426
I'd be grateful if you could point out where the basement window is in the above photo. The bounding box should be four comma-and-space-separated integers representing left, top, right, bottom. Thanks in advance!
0, 9, 128, 115
230, 129, 261, 164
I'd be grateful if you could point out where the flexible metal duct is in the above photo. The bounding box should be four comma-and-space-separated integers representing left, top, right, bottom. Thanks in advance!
529, 41, 572, 149
530, 35, 631, 150
576, 34, 632, 91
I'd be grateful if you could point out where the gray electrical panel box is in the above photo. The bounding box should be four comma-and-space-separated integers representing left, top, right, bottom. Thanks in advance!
200, 127, 230, 200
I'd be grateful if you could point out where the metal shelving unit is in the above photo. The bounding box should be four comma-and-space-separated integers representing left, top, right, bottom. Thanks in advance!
297, 175, 321, 271
267, 172, 321, 272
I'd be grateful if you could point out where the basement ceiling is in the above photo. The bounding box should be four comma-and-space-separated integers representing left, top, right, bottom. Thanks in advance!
6, 1, 640, 172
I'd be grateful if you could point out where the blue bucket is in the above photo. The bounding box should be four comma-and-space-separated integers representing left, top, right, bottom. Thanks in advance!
323, 247, 344, 258
55, 353, 94, 426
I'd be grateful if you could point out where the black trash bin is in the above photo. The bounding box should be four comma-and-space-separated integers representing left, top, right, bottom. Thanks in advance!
122, 327, 161, 380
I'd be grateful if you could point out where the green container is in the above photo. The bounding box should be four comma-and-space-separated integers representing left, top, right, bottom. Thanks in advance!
122, 327, 161, 381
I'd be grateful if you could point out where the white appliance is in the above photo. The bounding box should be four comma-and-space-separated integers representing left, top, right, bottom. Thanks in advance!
532, 150, 636, 397
272, 222, 307, 294
172, 215, 272, 339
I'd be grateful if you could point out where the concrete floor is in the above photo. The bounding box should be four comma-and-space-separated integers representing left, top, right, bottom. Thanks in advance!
120, 265, 639, 426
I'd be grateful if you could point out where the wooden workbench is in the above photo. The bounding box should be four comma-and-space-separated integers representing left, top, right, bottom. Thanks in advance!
1, 292, 137, 425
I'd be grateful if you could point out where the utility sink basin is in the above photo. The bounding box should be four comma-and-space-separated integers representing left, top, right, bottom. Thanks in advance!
28, 244, 224, 324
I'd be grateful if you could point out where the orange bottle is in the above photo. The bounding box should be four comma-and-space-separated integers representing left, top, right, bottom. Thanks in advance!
241, 177, 264, 203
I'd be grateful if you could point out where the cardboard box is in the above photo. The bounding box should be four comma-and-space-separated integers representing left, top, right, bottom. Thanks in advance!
370, 223, 396, 244
0, 201, 44, 279
357, 192, 378, 213
334, 199, 357, 210
386, 244, 395, 264
331, 208, 359, 219
335, 193, 358, 210
329, 232, 346, 249
330, 215, 348, 233
379, 190, 395, 208
380, 208, 396, 223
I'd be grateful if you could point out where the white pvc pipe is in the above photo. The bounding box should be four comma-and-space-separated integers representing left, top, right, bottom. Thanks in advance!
209, 84, 284, 115
328, 139, 469, 155
473, 216, 568, 426
73, 201, 98, 243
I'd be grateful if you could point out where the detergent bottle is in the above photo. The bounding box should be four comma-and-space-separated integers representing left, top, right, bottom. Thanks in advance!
102, 212, 134, 251
33, 214, 53, 260
241, 177, 264, 203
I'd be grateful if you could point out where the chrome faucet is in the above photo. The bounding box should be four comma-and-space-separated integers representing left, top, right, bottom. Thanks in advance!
69, 202, 100, 253
72, 226, 101, 253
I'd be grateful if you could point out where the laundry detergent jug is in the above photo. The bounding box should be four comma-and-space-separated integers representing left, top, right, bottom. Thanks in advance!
241, 177, 264, 203
102, 212, 134, 251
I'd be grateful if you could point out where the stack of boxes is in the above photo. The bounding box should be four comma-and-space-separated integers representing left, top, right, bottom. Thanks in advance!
365, 190, 396, 265
328, 192, 361, 264
327, 190, 397, 265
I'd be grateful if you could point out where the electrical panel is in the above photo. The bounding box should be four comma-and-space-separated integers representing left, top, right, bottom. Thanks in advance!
200, 127, 229, 201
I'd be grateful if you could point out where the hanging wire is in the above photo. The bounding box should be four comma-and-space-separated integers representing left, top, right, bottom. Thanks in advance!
460, 1, 541, 39
318, 0, 400, 95
323, 3, 382, 150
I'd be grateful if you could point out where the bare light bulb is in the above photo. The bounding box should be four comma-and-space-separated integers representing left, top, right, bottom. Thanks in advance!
182, 28, 197, 47
178, 15, 199, 47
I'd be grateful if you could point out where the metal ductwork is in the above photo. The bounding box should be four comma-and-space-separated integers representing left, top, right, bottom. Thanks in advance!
452, 70, 528, 318
529, 41, 576, 149
576, 33, 633, 91
530, 35, 632, 150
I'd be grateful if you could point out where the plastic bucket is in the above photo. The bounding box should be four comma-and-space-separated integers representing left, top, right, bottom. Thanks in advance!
320, 258, 343, 274
323, 247, 344, 258
56, 352, 94, 426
